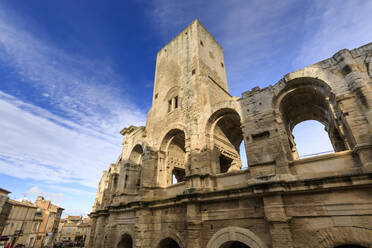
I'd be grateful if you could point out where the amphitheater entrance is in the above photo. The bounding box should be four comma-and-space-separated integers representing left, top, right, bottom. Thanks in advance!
221, 241, 250, 248
117, 234, 132, 248
157, 238, 181, 248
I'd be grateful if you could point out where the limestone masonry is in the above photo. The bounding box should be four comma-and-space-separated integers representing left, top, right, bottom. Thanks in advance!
88, 20, 372, 248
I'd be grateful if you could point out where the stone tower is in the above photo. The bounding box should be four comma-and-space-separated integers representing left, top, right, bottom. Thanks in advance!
88, 20, 372, 248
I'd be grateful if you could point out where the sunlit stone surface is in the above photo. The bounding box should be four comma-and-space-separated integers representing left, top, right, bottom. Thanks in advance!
88, 20, 372, 248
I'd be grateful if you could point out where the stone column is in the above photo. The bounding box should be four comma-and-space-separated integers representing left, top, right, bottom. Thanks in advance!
334, 50, 372, 171
185, 202, 202, 248
263, 194, 293, 248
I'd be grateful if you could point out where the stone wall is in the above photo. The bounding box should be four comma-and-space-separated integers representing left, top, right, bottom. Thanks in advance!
88, 20, 372, 248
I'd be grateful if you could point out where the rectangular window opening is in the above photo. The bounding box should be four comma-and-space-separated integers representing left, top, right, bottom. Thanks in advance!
124, 175, 128, 189
168, 99, 172, 112
251, 131, 270, 140
174, 96, 178, 109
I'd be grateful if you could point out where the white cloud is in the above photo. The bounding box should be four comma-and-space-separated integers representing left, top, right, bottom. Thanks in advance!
23, 186, 64, 202
0, 92, 122, 187
294, 0, 372, 68
0, 4, 146, 137
0, 4, 147, 189
62, 209, 87, 218
24, 186, 43, 195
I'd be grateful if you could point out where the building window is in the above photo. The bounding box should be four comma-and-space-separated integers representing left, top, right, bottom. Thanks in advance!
174, 96, 178, 109
168, 99, 172, 112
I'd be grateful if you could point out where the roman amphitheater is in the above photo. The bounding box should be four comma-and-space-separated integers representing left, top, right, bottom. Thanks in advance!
88, 20, 372, 248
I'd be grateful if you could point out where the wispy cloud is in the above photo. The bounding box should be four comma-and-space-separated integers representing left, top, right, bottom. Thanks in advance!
0, 4, 146, 136
294, 0, 372, 68
0, 92, 121, 187
0, 4, 146, 190
23, 186, 64, 202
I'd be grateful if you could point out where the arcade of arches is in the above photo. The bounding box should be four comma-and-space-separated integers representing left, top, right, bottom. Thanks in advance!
89, 20, 372, 248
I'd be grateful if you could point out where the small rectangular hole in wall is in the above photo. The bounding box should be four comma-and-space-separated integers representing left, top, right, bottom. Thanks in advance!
192, 69, 196, 75
221, 62, 224, 68
124, 175, 128, 189
251, 131, 270, 140
168, 99, 172, 112
155, 93, 158, 99
200, 40, 204, 46
174, 96, 178, 109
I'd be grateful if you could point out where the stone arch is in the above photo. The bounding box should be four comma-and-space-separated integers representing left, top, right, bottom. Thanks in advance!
206, 100, 243, 132
273, 77, 351, 159
159, 127, 188, 185
206, 107, 245, 173
116, 228, 135, 248
306, 226, 372, 248
154, 232, 184, 248
122, 143, 145, 193
164, 86, 181, 112
128, 144, 144, 165
116, 233, 133, 248
158, 123, 189, 150
206, 226, 267, 248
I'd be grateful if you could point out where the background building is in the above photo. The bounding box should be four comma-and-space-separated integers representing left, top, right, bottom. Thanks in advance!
0, 188, 11, 236
0, 195, 63, 248
33, 196, 63, 248
56, 216, 90, 245
88, 20, 372, 248
0, 199, 42, 248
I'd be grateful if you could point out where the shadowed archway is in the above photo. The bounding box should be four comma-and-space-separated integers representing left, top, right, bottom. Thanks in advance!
117, 234, 132, 248
157, 238, 181, 248
221, 241, 250, 248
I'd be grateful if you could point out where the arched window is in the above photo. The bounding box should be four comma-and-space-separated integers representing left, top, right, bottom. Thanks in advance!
161, 129, 186, 185
292, 120, 334, 158
117, 234, 132, 248
124, 144, 144, 192
158, 238, 181, 248
208, 108, 247, 173
129, 145, 143, 165
278, 78, 349, 160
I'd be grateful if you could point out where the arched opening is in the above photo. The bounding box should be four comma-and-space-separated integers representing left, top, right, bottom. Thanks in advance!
221, 241, 250, 248
129, 144, 143, 165
278, 79, 349, 160
158, 238, 181, 248
161, 129, 186, 185
117, 234, 132, 248
209, 109, 246, 173
124, 144, 144, 192
292, 120, 334, 158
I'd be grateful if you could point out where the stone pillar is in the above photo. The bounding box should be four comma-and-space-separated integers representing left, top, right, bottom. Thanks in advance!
334, 50, 372, 171
185, 202, 202, 248
141, 148, 158, 188
93, 214, 108, 248
264, 194, 293, 248
135, 209, 152, 248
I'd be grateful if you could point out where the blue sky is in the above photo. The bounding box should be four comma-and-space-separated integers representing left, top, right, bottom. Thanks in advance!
0, 0, 371, 216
